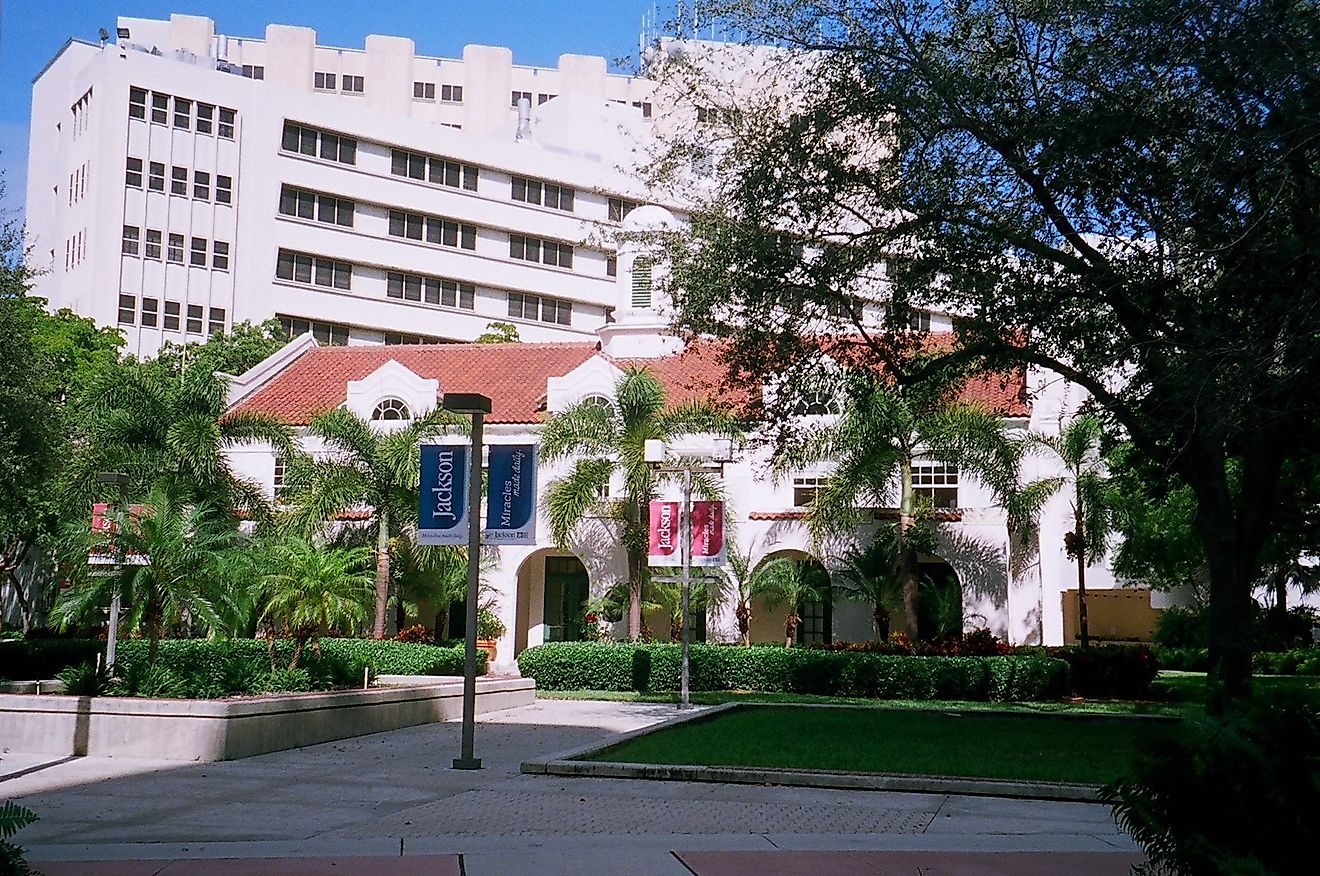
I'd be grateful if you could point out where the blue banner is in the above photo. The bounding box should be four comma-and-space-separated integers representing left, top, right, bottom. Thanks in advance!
484, 444, 538, 545
418, 444, 469, 546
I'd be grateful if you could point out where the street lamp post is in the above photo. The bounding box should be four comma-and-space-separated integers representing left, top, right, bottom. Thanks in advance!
443, 392, 491, 771
95, 471, 130, 673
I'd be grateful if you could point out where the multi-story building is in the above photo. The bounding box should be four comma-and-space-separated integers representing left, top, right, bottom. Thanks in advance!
25, 13, 660, 356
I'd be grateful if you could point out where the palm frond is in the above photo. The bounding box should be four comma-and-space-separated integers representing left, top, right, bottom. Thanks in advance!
544, 458, 614, 547
540, 402, 619, 461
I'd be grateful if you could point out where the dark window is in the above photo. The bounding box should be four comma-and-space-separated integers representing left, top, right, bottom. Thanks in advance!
190, 237, 208, 267
125, 157, 143, 188
218, 107, 235, 138
121, 225, 140, 256
170, 166, 188, 196
212, 240, 230, 271
609, 197, 640, 222
151, 92, 169, 124
148, 161, 165, 191
208, 307, 226, 336
141, 297, 158, 327
173, 97, 191, 129
413, 81, 435, 100
186, 304, 203, 335
129, 87, 147, 119
193, 170, 210, 200
511, 90, 532, 107
215, 175, 232, 204
144, 229, 162, 260
195, 103, 213, 134
606, 256, 617, 277
314, 72, 336, 91
117, 294, 135, 325
167, 234, 184, 264
163, 300, 181, 330
440, 84, 463, 102
342, 75, 364, 93
241, 65, 264, 80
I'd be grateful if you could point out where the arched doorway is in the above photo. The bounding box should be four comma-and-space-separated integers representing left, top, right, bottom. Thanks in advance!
748, 550, 832, 646
514, 549, 590, 656
916, 557, 962, 641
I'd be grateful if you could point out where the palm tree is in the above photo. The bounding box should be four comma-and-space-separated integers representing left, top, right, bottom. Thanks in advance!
66, 359, 293, 523
832, 526, 906, 641
710, 542, 760, 646
776, 371, 1010, 639
257, 537, 374, 669
1023, 413, 1115, 648
285, 407, 459, 638
54, 486, 253, 664
391, 539, 492, 640
541, 366, 741, 640
751, 556, 829, 647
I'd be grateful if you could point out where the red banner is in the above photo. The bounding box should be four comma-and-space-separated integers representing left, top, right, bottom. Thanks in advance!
647, 501, 681, 567
691, 501, 726, 567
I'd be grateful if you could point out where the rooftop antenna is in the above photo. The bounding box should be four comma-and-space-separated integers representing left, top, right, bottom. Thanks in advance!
515, 96, 532, 142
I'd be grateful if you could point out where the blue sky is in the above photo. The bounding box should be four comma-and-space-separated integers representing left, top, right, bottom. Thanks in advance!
0, 1, 663, 216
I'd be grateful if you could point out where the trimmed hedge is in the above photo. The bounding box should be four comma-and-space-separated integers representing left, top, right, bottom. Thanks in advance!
1040, 645, 1160, 698
1157, 647, 1320, 676
0, 637, 482, 688
517, 642, 1070, 702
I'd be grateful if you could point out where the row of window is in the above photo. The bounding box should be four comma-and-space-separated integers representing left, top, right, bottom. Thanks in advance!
384, 331, 445, 345
118, 294, 226, 335
386, 271, 476, 310
279, 185, 354, 227
508, 291, 572, 326
791, 466, 960, 509
129, 88, 235, 137
125, 157, 233, 203
121, 226, 230, 270
511, 176, 574, 212
413, 82, 462, 102
509, 234, 574, 268
388, 209, 477, 250
390, 148, 479, 191
65, 230, 86, 271
510, 91, 558, 107
68, 162, 88, 206
279, 314, 349, 346
275, 249, 353, 290
610, 98, 654, 118
314, 72, 364, 93
70, 88, 92, 140
282, 122, 358, 165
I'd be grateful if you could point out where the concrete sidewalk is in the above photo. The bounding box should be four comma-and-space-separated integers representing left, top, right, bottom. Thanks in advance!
3, 699, 1141, 874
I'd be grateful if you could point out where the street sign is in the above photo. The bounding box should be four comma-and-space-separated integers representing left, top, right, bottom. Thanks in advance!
418, 444, 470, 545
484, 445, 537, 545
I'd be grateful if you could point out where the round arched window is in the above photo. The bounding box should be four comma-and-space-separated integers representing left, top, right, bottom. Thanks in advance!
581, 394, 613, 412
371, 398, 411, 421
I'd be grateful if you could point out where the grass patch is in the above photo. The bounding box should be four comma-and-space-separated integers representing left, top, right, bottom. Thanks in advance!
587, 705, 1172, 785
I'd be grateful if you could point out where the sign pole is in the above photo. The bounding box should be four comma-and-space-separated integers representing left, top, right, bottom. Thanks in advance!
680, 467, 693, 710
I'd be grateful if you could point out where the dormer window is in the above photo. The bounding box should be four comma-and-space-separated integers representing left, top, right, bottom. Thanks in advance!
581, 394, 614, 414
371, 398, 411, 421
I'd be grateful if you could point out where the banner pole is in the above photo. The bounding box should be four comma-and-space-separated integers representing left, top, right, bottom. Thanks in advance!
680, 468, 693, 710
454, 410, 485, 770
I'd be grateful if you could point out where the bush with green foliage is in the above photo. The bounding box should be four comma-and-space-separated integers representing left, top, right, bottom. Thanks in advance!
55, 660, 115, 696
0, 800, 38, 876
1156, 647, 1211, 672
516, 642, 1069, 702
1102, 695, 1320, 875
0, 638, 102, 680
1041, 645, 1160, 698
1155, 602, 1318, 652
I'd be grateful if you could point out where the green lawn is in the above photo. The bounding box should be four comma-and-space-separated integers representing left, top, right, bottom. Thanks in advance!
585, 705, 1172, 785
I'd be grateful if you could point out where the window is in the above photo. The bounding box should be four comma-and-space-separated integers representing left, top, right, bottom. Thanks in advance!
278, 315, 350, 346
125, 157, 143, 188
196, 103, 213, 134
386, 271, 475, 309
151, 92, 169, 124
631, 257, 652, 307
186, 304, 203, 335
383, 332, 443, 345
413, 81, 435, 100
276, 249, 352, 290
193, 170, 210, 200
537, 92, 557, 105
507, 291, 572, 326
121, 225, 140, 256
129, 87, 147, 119
608, 197, 640, 222
282, 122, 356, 164
167, 234, 184, 264
912, 463, 959, 509
697, 106, 742, 127
371, 398, 411, 421
797, 581, 832, 646
509, 234, 574, 268
242, 65, 264, 80
141, 297, 158, 327
279, 186, 353, 226
144, 229, 162, 260
173, 97, 191, 129
314, 72, 337, 91
387, 210, 476, 250
170, 166, 188, 196
212, 240, 230, 271
606, 256, 617, 277
163, 301, 181, 330
510, 90, 532, 107
791, 390, 840, 416
341, 75, 364, 94
793, 476, 827, 508
389, 149, 478, 190
190, 237, 208, 267
691, 146, 714, 177
633, 100, 653, 118
905, 308, 932, 332
216, 175, 232, 204
511, 176, 574, 211
117, 294, 135, 325
208, 307, 226, 336
273, 455, 287, 499
148, 161, 165, 192
440, 83, 463, 102
218, 107, 235, 138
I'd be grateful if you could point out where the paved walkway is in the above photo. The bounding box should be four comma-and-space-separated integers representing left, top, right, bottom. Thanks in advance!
2, 699, 1142, 874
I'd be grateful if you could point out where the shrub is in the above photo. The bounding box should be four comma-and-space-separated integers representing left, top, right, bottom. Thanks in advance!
1044, 645, 1160, 698
55, 661, 114, 696
1153, 605, 1209, 649
0, 639, 103, 680
1155, 647, 1211, 672
517, 642, 1068, 702
0, 800, 39, 876
393, 625, 431, 644
1102, 695, 1320, 875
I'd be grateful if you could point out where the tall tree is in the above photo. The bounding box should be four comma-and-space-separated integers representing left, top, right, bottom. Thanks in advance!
775, 371, 1011, 638
661, 0, 1320, 701
285, 407, 457, 638
541, 366, 741, 640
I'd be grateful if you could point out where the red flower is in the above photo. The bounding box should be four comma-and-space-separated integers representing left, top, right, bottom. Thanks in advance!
585, 612, 598, 624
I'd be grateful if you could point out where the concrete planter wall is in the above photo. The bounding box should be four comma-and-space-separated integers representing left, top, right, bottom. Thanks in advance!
0, 676, 534, 762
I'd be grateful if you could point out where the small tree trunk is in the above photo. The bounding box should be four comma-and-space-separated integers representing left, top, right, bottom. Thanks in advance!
1273, 566, 1289, 618
627, 502, 643, 641
784, 611, 799, 648
1075, 496, 1090, 649
873, 605, 891, 642
433, 608, 449, 643
146, 602, 162, 666
394, 599, 406, 637
289, 636, 307, 671
1204, 533, 1254, 707
736, 601, 751, 646
373, 508, 391, 639
264, 619, 278, 672
898, 458, 920, 638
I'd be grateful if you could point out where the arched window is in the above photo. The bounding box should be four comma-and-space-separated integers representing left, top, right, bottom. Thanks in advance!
630, 257, 653, 308
580, 394, 614, 417
790, 390, 841, 416
371, 398, 411, 421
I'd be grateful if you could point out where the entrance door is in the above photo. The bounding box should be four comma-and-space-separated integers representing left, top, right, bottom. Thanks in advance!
543, 556, 588, 642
